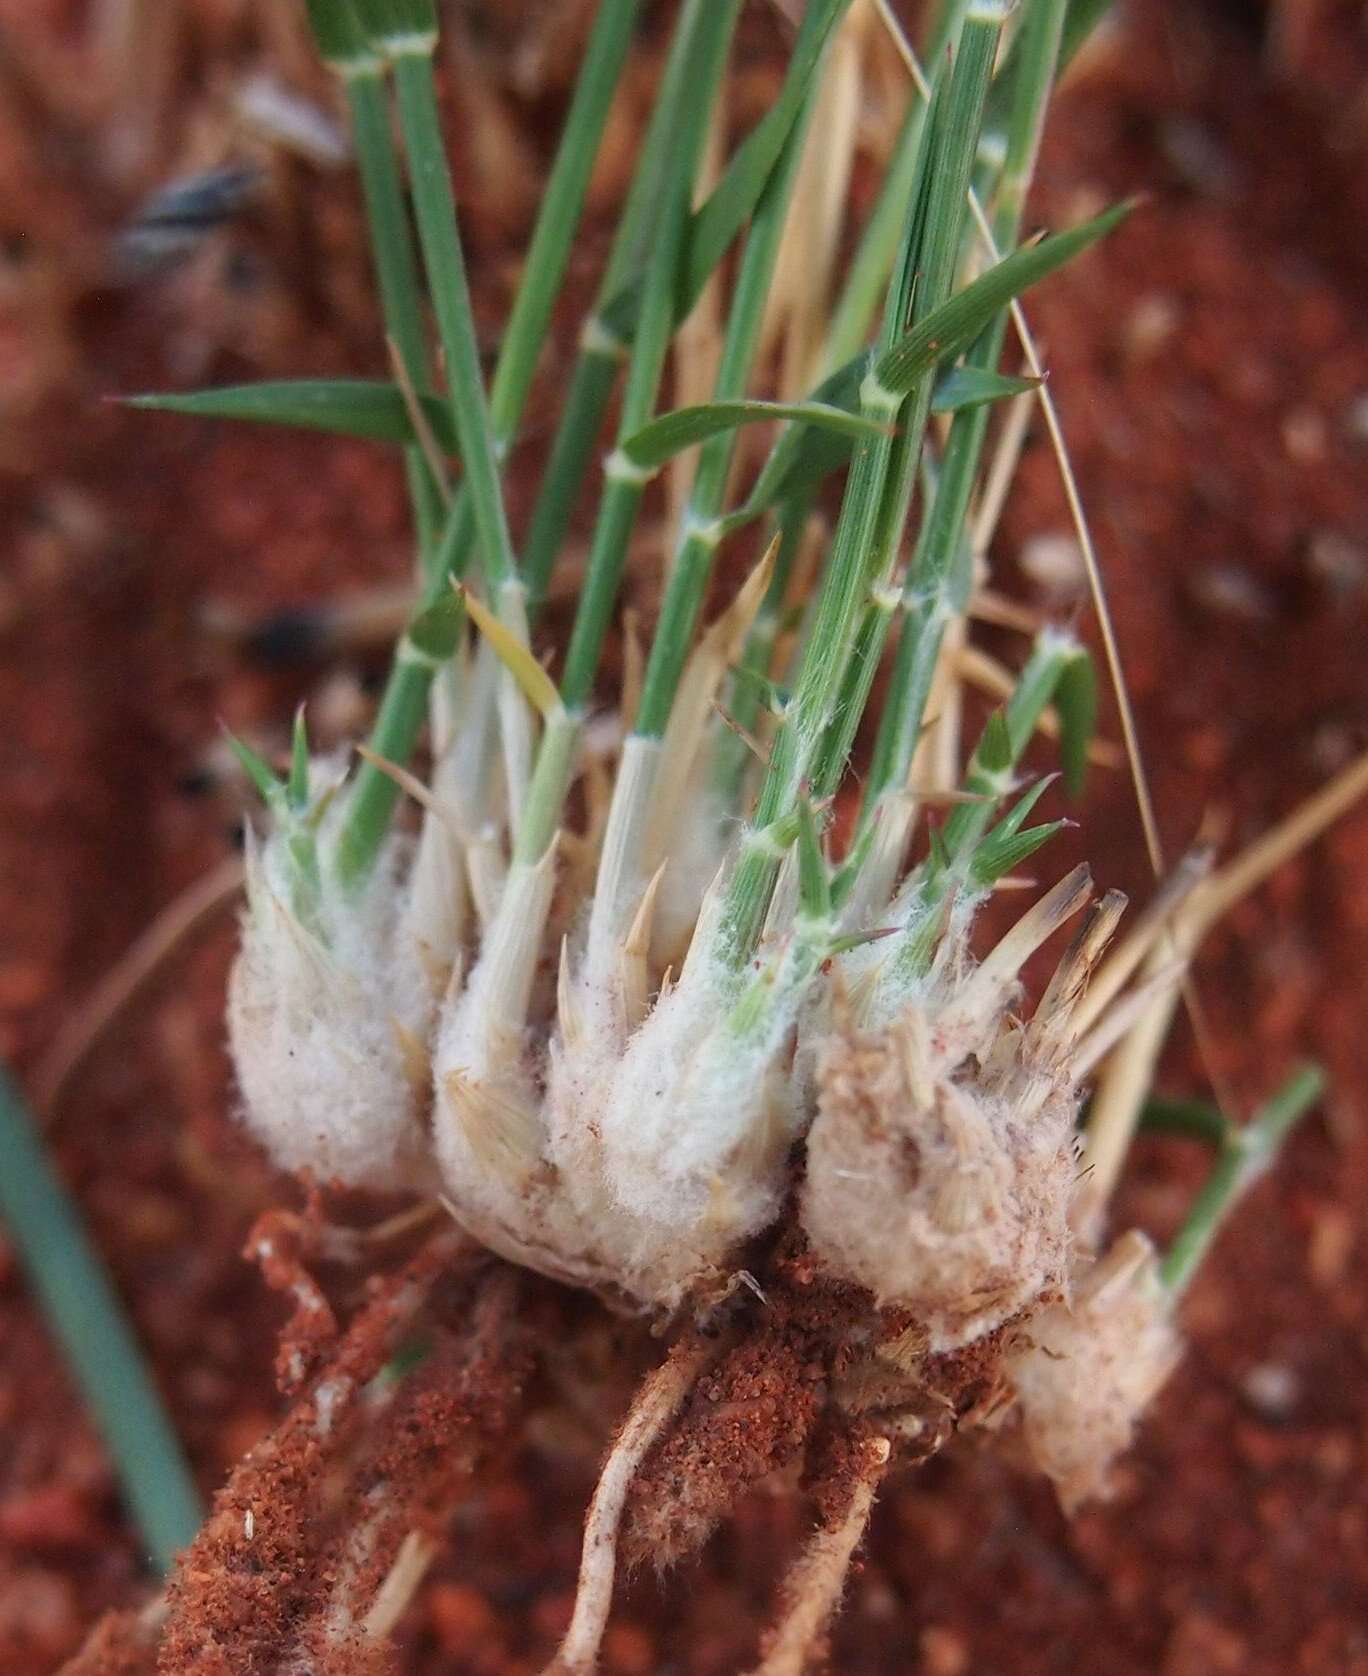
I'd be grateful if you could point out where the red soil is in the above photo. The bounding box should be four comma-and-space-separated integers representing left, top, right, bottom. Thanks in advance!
2, 2, 1367, 1673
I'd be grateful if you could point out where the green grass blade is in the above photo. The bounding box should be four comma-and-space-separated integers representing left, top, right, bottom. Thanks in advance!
982, 0, 1113, 157
305, 0, 375, 68
407, 589, 466, 661
860, 0, 1072, 833
735, 353, 870, 519
287, 706, 311, 813
932, 365, 1039, 413
940, 631, 1082, 861
630, 52, 818, 746
226, 730, 285, 811
821, 0, 972, 371
720, 357, 1034, 532
1059, 0, 1115, 69
595, 0, 853, 347
807, 14, 1006, 792
968, 817, 1067, 887
337, 2, 729, 886
873, 201, 1133, 398
1053, 644, 1098, 799
126, 380, 455, 450
711, 490, 814, 802
795, 797, 833, 923
339, 63, 444, 559
724, 203, 1130, 555
717, 5, 1009, 963
822, 107, 928, 376
333, 640, 445, 886
1134, 1093, 1232, 1149
328, 0, 642, 882
333, 7, 519, 891
619, 399, 888, 474
512, 0, 737, 865
555, 74, 729, 712
887, 629, 1084, 984
0, 1066, 204, 1575
351, 0, 437, 48
520, 346, 622, 614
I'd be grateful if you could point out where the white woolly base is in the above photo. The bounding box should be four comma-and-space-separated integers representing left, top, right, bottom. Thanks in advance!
1005, 1230, 1181, 1511
431, 858, 554, 1229
590, 948, 799, 1308
801, 1001, 1079, 1352
228, 826, 436, 1192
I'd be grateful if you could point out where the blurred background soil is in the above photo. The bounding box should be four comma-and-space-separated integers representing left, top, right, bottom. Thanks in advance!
2, 1, 1368, 1671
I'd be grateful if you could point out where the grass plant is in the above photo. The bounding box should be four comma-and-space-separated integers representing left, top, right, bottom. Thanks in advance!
44, 0, 1367, 1662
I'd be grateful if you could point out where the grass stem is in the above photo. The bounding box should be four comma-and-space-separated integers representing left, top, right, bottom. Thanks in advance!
513, 2, 738, 868
1161, 1065, 1324, 1296
860, 0, 1067, 832
521, 0, 739, 614
631, 5, 828, 742
719, 7, 1004, 964
334, 0, 640, 884
343, 69, 445, 563
390, 48, 517, 593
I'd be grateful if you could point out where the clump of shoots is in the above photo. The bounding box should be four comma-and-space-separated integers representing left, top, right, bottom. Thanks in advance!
116, 0, 1368, 1670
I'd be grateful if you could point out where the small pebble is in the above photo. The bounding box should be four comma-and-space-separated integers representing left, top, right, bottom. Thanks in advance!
1240, 1361, 1300, 1419
1123, 292, 1180, 359
1018, 531, 1086, 599
1282, 406, 1327, 462
1344, 390, 1368, 441
1185, 562, 1275, 621
920, 1624, 970, 1676
1307, 531, 1367, 601
1159, 117, 1239, 196
234, 73, 351, 167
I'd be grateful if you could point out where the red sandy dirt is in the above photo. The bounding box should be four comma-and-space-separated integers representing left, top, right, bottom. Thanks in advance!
2, 2, 1368, 1673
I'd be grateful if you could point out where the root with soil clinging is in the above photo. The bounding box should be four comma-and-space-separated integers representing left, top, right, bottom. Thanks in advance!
156, 1228, 491, 1674
745, 1436, 892, 1676
547, 1332, 723, 1676
361, 1529, 440, 1643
